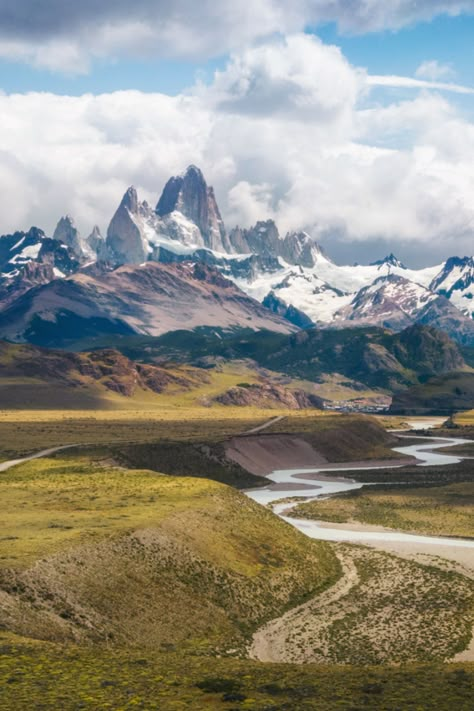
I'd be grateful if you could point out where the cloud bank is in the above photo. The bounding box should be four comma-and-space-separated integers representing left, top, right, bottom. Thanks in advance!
1, 34, 474, 265
0, 0, 473, 72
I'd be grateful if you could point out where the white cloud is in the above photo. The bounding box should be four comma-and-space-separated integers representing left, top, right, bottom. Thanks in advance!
205, 34, 363, 128
367, 74, 474, 95
415, 60, 456, 81
0, 1, 474, 72
1, 34, 474, 265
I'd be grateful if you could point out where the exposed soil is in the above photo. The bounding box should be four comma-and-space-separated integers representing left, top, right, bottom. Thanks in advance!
225, 434, 329, 475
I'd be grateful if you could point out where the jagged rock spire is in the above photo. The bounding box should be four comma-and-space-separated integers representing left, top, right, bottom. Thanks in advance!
156, 165, 229, 251
53, 215, 85, 259
106, 186, 148, 265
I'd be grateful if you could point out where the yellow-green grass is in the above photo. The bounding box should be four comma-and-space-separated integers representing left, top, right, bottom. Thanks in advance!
291, 482, 474, 538
0, 634, 473, 711
455, 409, 474, 425
0, 455, 338, 651
0, 407, 333, 461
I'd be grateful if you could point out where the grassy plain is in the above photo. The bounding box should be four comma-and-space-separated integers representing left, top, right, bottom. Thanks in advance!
291, 482, 474, 538
0, 407, 304, 460
0, 409, 395, 463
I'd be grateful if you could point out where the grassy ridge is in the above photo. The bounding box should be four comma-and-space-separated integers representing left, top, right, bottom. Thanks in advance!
1, 633, 473, 710
291, 482, 474, 538
0, 455, 339, 652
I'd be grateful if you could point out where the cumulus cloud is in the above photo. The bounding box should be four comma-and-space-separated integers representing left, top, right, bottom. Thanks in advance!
0, 0, 474, 72
206, 34, 363, 128
1, 33, 474, 266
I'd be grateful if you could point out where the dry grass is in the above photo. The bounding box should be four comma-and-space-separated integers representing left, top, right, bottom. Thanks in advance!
0, 407, 334, 461
0, 454, 339, 652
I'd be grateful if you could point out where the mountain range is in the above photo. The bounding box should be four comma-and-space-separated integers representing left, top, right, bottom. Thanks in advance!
0, 164, 473, 347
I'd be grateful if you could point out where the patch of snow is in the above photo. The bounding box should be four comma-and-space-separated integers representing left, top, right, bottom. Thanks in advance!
11, 236, 25, 251
9, 244, 41, 263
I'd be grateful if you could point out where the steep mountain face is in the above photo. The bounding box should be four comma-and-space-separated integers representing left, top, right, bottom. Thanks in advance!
106, 186, 149, 265
53, 215, 91, 260
429, 256, 474, 317
86, 225, 107, 261
156, 165, 229, 252
416, 296, 474, 347
262, 291, 314, 328
336, 275, 435, 330
0, 261, 294, 347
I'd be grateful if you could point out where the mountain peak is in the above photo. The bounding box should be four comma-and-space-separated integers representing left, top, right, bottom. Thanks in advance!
155, 166, 228, 251
53, 215, 85, 259
120, 186, 139, 213
371, 253, 406, 269
183, 164, 204, 179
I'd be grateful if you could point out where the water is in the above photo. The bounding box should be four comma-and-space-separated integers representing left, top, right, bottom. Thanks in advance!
245, 421, 474, 550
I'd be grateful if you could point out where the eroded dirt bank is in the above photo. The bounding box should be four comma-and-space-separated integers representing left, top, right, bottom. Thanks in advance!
225, 434, 329, 475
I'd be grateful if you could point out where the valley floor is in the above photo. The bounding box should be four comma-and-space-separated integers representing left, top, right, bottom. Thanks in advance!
0, 409, 473, 709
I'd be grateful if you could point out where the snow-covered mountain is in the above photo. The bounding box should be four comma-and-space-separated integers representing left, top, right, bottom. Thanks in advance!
1, 165, 473, 344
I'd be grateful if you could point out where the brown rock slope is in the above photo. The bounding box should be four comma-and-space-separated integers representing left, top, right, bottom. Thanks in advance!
214, 382, 324, 410
0, 340, 208, 408
0, 261, 294, 347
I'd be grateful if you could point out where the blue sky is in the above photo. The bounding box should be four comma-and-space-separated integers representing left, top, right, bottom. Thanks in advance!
1, 12, 474, 98
1, 1, 474, 265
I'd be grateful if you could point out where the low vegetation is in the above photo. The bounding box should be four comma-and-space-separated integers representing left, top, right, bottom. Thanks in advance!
1, 633, 473, 710
291, 483, 474, 538
250, 544, 474, 665
0, 455, 339, 652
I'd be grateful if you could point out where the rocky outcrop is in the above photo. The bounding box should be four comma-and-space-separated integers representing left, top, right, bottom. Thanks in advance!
262, 291, 314, 328
156, 165, 229, 252
0, 340, 210, 400
106, 187, 149, 265
280, 231, 324, 268
214, 382, 324, 409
